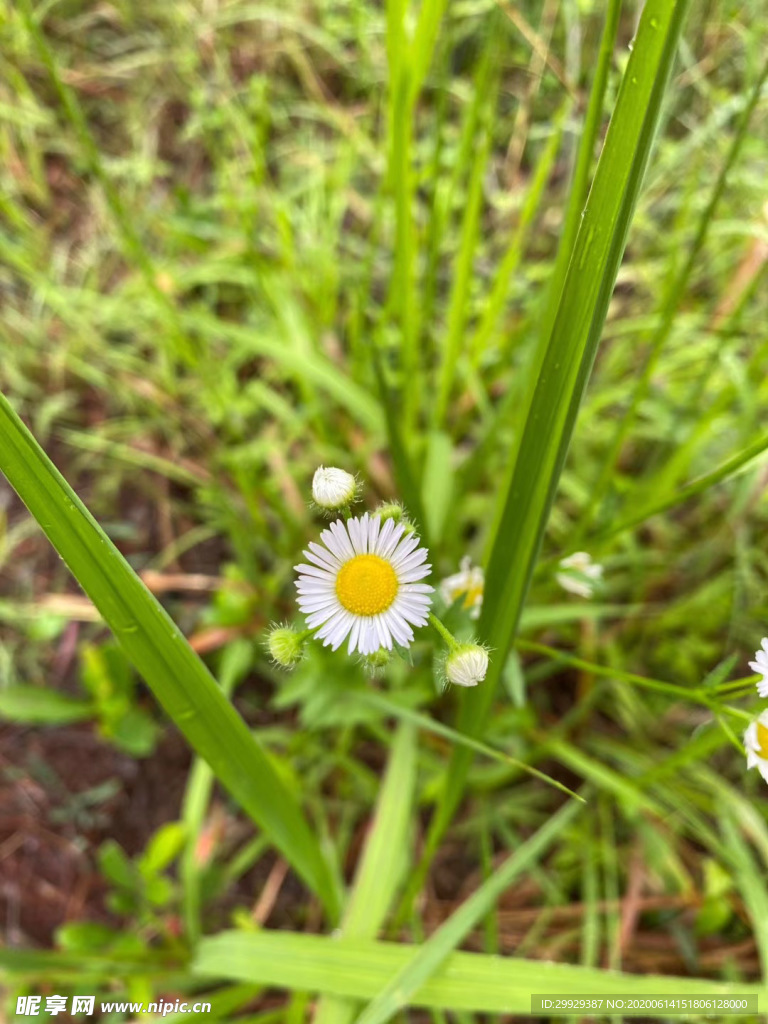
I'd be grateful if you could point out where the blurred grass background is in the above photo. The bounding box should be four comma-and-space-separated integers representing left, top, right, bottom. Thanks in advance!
2, 0, 768, 1018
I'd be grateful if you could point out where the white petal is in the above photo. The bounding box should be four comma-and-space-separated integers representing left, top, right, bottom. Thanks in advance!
294, 562, 335, 579
367, 514, 381, 551
347, 516, 362, 555
373, 614, 392, 650
306, 608, 338, 628
308, 541, 342, 569
383, 608, 414, 646
377, 521, 405, 559
297, 596, 340, 613
399, 565, 432, 583
373, 517, 396, 556
391, 536, 420, 566
347, 618, 362, 654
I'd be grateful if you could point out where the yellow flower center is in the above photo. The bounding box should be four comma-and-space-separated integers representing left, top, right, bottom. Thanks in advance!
757, 722, 768, 759
461, 583, 483, 608
335, 554, 398, 616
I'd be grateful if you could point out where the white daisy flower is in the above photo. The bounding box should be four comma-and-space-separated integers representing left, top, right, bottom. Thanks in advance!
312, 466, 357, 511
556, 551, 603, 598
439, 556, 484, 619
445, 644, 489, 688
744, 709, 768, 785
294, 512, 433, 656
748, 637, 768, 698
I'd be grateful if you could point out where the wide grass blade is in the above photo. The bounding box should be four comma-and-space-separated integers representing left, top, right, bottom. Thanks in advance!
351, 799, 582, 1024
411, 0, 692, 901
315, 722, 418, 1024
193, 930, 768, 1012
0, 391, 340, 921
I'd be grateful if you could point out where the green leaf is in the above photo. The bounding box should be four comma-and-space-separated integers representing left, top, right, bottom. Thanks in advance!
98, 840, 136, 891
0, 685, 93, 725
420, 431, 454, 543
104, 706, 161, 758
193, 930, 768, 1012
0, 390, 340, 921
414, 0, 692, 901
139, 823, 187, 878
720, 805, 768, 976
353, 800, 581, 1024
314, 723, 418, 1024
55, 923, 121, 953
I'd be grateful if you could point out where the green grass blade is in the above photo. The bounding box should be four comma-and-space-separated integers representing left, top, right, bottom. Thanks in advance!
719, 805, 768, 977
591, 427, 768, 544
468, 97, 570, 367
193, 920, 768, 1011
537, 0, 622, 350
577, 54, 768, 538
433, 124, 492, 427
354, 691, 583, 801
181, 639, 253, 943
0, 686, 93, 725
370, 346, 426, 532
386, 0, 418, 429
315, 722, 418, 1024
17, 0, 193, 366
0, 391, 340, 921
351, 800, 582, 1024
342, 722, 417, 938
410, 0, 692, 903
481, 0, 691, 654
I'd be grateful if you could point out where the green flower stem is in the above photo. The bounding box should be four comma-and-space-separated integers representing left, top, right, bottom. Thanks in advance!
429, 613, 459, 651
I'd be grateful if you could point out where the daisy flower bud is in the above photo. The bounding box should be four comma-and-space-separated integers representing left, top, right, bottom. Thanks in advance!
744, 710, 768, 784
445, 643, 489, 688
312, 466, 357, 512
556, 551, 603, 598
358, 648, 391, 677
376, 501, 416, 535
439, 556, 484, 619
266, 624, 306, 669
748, 637, 768, 698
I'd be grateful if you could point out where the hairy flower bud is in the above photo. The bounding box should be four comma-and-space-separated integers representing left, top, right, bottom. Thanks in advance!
312, 466, 357, 511
266, 625, 306, 669
445, 643, 489, 687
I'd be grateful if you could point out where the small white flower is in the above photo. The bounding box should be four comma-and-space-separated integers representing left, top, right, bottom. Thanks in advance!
744, 709, 768, 785
439, 557, 484, 619
445, 644, 489, 687
748, 638, 768, 698
556, 551, 603, 598
312, 466, 357, 511
294, 512, 433, 656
